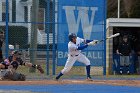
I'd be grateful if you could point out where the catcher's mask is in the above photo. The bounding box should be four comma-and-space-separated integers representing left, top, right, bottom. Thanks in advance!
69, 33, 77, 41
12, 50, 22, 56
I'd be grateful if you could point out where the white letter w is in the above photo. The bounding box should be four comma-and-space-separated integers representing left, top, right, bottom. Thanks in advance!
63, 6, 98, 39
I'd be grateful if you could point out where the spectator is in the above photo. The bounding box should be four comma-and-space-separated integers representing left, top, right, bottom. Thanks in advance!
135, 41, 140, 74
116, 35, 132, 74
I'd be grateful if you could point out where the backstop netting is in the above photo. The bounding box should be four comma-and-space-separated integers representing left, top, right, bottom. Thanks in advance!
0, 0, 106, 80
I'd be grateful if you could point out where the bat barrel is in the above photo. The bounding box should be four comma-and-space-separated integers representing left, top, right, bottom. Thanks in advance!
108, 33, 120, 38
113, 33, 120, 37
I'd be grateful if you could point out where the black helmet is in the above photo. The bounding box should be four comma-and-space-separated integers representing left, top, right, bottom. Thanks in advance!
68, 33, 77, 41
12, 50, 22, 55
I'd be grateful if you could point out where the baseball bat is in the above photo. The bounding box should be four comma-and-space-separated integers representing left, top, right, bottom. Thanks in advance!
96, 33, 120, 44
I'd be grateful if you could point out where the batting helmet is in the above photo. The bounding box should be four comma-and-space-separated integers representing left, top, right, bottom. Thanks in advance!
68, 33, 77, 41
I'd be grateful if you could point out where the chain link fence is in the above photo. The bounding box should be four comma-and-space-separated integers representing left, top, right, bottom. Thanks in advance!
0, 0, 108, 80
0, 0, 57, 80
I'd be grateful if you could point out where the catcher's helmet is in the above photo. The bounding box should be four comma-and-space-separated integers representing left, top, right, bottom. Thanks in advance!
68, 33, 77, 41
12, 50, 22, 55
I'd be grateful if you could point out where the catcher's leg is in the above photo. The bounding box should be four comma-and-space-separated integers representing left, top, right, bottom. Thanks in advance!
12, 73, 26, 81
0, 63, 6, 69
2, 70, 14, 80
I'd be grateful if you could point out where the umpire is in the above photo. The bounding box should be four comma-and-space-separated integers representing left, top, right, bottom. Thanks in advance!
116, 35, 132, 74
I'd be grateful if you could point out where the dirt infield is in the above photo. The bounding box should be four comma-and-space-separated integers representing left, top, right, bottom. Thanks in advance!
0, 80, 140, 87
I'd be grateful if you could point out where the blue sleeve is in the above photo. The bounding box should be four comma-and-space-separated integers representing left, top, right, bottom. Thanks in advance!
77, 44, 88, 50
85, 40, 92, 43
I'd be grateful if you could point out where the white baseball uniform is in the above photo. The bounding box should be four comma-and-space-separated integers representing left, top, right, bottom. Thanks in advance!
61, 37, 90, 74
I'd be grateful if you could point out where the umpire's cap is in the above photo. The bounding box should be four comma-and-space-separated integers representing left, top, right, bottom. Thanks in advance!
68, 33, 77, 41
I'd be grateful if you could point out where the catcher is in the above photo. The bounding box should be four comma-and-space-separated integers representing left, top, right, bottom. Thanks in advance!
0, 50, 44, 81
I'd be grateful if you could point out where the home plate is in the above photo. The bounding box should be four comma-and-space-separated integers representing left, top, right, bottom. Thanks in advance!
71, 80, 85, 83
64, 80, 89, 84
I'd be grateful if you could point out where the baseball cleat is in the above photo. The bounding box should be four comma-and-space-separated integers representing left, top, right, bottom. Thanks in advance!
86, 77, 93, 81
55, 77, 59, 81
37, 65, 44, 74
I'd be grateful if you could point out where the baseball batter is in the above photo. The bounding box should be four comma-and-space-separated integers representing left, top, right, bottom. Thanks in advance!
55, 33, 98, 81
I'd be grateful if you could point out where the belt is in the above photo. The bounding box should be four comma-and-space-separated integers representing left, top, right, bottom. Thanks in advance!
71, 54, 79, 57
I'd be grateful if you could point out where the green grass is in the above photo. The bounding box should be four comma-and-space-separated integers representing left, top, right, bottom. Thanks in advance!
16, 63, 140, 80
